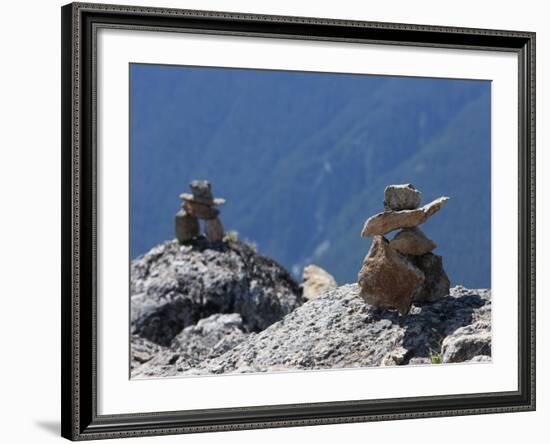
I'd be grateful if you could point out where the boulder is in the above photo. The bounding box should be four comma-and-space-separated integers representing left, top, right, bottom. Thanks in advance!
361, 196, 449, 237
204, 217, 224, 242
302, 264, 337, 300
390, 227, 437, 256
168, 284, 491, 376
357, 236, 424, 315
441, 321, 491, 363
131, 239, 302, 345
409, 253, 450, 302
384, 184, 422, 211
174, 210, 199, 243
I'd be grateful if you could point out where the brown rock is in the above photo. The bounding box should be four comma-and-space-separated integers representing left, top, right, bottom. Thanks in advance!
204, 217, 224, 242
409, 253, 450, 302
175, 210, 199, 242
183, 200, 219, 220
302, 264, 337, 301
390, 227, 437, 256
361, 196, 449, 237
357, 236, 424, 315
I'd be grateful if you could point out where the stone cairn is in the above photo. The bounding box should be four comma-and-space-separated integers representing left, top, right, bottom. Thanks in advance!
175, 180, 226, 243
357, 184, 451, 315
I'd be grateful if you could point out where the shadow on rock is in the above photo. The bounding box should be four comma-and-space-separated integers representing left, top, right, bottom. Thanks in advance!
373, 292, 489, 363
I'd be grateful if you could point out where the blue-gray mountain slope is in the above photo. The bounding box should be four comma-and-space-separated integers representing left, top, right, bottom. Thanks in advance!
130, 65, 491, 288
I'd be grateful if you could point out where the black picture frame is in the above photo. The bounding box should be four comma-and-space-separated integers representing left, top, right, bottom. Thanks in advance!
61, 2, 536, 440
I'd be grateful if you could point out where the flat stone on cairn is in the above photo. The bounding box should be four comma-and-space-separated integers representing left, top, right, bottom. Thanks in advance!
180, 180, 226, 207
175, 180, 226, 243
361, 196, 449, 237
183, 200, 219, 220
357, 184, 450, 314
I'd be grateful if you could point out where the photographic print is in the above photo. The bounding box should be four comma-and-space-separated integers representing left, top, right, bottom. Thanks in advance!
129, 64, 492, 379
62, 4, 535, 438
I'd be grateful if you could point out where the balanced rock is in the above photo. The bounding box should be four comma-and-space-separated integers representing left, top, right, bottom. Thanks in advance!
175, 209, 199, 243
357, 236, 424, 315
361, 196, 449, 237
180, 180, 226, 206
390, 227, 437, 256
204, 217, 224, 242
384, 184, 422, 211
409, 253, 450, 302
177, 180, 226, 242
302, 264, 337, 301
184, 200, 219, 220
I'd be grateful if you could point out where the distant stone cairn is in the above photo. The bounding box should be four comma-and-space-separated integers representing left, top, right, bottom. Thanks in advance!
175, 180, 226, 242
357, 184, 450, 315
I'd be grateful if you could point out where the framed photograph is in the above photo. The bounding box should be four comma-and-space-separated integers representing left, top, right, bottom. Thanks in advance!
61, 2, 536, 440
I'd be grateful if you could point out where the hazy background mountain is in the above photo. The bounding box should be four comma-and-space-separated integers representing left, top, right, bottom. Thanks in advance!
130, 64, 491, 288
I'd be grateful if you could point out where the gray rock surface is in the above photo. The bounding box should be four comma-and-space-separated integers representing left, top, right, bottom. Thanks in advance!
130, 335, 169, 371
441, 321, 491, 363
140, 284, 491, 377
131, 238, 302, 345
132, 313, 249, 378
361, 196, 449, 237
468, 355, 492, 363
384, 184, 422, 211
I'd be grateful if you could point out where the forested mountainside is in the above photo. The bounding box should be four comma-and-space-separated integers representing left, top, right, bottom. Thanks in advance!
130, 64, 491, 287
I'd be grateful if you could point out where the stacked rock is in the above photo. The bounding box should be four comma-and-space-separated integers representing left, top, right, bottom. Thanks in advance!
357, 184, 450, 315
175, 180, 226, 242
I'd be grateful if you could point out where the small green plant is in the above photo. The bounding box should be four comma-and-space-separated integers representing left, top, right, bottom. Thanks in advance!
223, 230, 239, 243
430, 352, 442, 364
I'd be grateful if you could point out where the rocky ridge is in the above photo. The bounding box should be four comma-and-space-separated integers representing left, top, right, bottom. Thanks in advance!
131, 230, 490, 379
131, 237, 302, 346
132, 279, 491, 378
